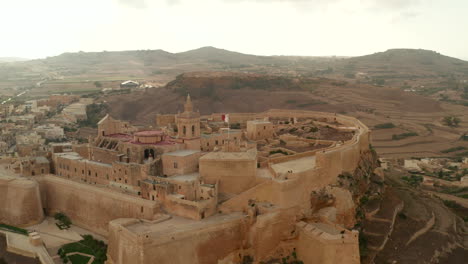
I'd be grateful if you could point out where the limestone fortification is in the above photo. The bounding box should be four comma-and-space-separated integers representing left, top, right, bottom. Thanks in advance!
0, 175, 44, 226
0, 95, 379, 264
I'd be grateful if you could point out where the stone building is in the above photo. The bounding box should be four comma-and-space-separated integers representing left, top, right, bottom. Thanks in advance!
246, 120, 275, 140
20, 156, 50, 176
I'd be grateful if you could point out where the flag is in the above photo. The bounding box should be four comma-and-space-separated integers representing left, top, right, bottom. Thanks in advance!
222, 114, 229, 123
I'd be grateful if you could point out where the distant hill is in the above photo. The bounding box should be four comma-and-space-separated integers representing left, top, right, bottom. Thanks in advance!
340, 49, 468, 76
0, 57, 29, 63
1, 47, 468, 95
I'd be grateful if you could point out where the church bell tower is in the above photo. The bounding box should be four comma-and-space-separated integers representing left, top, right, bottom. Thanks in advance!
177, 95, 200, 150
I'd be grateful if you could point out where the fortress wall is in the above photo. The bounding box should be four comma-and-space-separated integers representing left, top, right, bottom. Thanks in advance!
108, 216, 247, 264
296, 222, 360, 264
200, 158, 257, 195
220, 181, 275, 213
145, 219, 245, 264
0, 177, 44, 226
38, 175, 160, 236
268, 149, 319, 164
250, 207, 299, 260
107, 219, 142, 264
340, 142, 361, 173
316, 149, 343, 181
222, 110, 370, 214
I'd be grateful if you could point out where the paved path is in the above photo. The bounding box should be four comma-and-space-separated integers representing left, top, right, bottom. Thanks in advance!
0, 230, 54, 264
426, 191, 468, 208
271, 156, 316, 174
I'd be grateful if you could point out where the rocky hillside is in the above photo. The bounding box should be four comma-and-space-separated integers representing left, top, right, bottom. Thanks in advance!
3, 47, 467, 94
103, 71, 442, 123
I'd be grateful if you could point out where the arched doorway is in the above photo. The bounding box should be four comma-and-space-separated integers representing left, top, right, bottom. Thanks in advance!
144, 149, 155, 160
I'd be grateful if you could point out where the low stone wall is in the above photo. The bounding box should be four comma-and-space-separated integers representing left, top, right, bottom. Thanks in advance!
0, 176, 44, 227
37, 175, 160, 236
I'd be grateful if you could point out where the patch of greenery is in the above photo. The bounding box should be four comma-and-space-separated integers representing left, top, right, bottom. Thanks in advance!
64, 126, 78, 132
455, 151, 468, 157
360, 195, 369, 205
401, 175, 423, 186
55, 212, 72, 229
68, 254, 91, 264
269, 149, 289, 156
443, 116, 461, 127
77, 103, 109, 128
392, 132, 418, 140
297, 100, 327, 108
441, 146, 467, 153
309, 126, 318, 133
374, 122, 396, 129
359, 232, 368, 258
441, 187, 468, 195
280, 249, 304, 264
0, 223, 28, 235
443, 200, 461, 209
59, 235, 107, 264
418, 86, 445, 95
229, 123, 241, 129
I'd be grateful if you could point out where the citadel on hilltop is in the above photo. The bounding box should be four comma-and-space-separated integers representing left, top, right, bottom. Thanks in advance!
0, 95, 378, 264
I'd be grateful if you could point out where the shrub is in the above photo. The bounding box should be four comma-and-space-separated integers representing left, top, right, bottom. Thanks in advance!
269, 149, 289, 156
401, 175, 423, 186
443, 200, 461, 209
309, 126, 318, 132
374, 123, 395, 129
0, 223, 28, 235
54, 212, 72, 228
441, 146, 467, 153
93, 81, 102, 88
229, 123, 241, 129
392, 132, 418, 140
443, 116, 461, 127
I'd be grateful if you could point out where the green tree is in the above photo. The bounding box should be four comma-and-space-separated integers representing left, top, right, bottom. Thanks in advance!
94, 81, 102, 88
443, 116, 461, 127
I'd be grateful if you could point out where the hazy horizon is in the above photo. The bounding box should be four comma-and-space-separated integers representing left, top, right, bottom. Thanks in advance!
1, 0, 468, 60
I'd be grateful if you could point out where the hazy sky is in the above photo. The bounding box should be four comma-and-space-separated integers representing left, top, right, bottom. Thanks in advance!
1, 0, 467, 60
